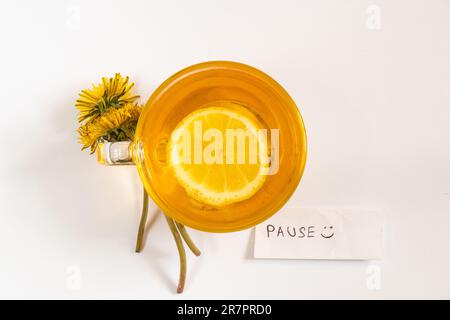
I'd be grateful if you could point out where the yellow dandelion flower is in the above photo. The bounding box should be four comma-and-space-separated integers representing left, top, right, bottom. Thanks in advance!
76, 73, 140, 123
78, 104, 142, 153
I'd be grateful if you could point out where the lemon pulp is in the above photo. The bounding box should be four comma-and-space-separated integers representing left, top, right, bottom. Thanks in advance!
168, 104, 269, 207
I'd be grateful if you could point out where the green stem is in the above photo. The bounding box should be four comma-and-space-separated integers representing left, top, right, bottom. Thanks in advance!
176, 222, 201, 256
135, 188, 149, 253
165, 215, 186, 294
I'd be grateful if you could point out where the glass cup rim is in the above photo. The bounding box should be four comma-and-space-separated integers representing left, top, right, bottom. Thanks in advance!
135, 60, 307, 232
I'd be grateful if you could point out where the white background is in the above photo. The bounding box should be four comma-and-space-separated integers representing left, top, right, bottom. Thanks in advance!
0, 0, 449, 299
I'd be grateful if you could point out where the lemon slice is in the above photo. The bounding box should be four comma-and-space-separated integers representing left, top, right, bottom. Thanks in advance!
168, 105, 269, 206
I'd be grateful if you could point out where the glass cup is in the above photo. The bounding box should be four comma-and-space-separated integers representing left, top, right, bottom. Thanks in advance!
97, 61, 307, 232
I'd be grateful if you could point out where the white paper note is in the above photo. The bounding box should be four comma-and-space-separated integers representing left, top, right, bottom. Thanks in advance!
254, 208, 384, 260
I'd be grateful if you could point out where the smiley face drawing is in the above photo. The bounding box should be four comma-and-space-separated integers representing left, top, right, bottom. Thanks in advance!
321, 226, 334, 239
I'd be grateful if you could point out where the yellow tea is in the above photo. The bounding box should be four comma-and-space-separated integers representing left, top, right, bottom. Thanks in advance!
133, 61, 307, 232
